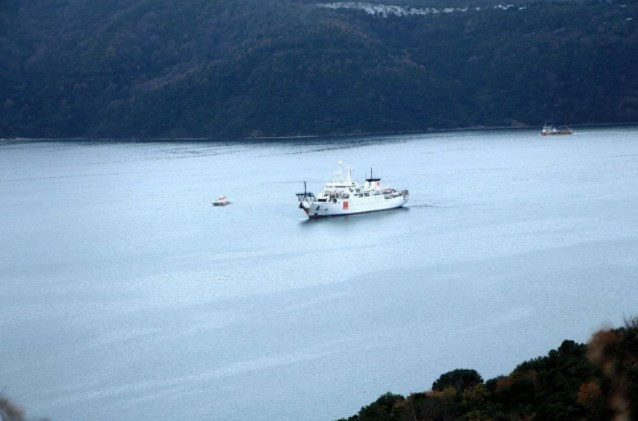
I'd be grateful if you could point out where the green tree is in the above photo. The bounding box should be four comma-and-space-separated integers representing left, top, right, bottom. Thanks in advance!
432, 369, 483, 392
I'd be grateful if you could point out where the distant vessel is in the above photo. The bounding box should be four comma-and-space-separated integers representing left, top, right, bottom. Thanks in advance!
540, 124, 573, 136
296, 162, 409, 219
213, 195, 230, 206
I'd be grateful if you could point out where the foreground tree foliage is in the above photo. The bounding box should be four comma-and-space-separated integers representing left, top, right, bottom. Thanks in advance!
0, 395, 25, 421
1, 318, 636, 420
337, 318, 638, 421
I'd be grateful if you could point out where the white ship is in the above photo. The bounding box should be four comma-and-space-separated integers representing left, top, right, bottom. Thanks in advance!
296, 162, 409, 219
540, 124, 573, 136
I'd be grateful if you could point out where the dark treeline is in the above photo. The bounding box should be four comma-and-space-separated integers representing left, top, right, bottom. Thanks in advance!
1, 0, 637, 139
337, 317, 638, 421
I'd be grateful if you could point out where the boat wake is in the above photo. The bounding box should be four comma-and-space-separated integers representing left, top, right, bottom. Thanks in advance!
407, 203, 436, 208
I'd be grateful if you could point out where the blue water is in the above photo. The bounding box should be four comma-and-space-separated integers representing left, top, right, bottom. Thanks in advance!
1, 127, 637, 420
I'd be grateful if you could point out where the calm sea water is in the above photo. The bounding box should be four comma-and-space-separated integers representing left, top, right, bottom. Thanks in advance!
1, 127, 638, 421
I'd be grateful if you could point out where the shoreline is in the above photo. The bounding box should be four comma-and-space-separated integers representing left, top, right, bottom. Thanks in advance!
2, 122, 637, 143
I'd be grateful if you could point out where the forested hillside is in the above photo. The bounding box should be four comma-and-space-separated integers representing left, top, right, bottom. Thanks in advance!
1, 0, 637, 139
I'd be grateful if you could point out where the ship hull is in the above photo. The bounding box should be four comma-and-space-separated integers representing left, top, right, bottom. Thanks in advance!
301, 194, 408, 219
540, 131, 572, 136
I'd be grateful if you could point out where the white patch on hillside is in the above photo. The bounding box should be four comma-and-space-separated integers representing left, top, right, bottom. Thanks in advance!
317, 2, 519, 17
